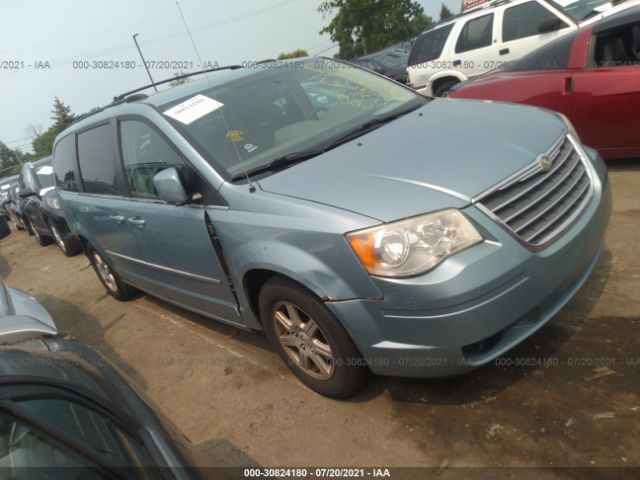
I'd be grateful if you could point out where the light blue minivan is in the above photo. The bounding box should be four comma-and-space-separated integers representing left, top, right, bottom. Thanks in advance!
53, 59, 611, 398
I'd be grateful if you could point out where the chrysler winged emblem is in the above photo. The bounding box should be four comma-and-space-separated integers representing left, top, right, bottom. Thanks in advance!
539, 155, 553, 172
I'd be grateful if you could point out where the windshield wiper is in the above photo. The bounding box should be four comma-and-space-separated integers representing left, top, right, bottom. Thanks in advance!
230, 102, 425, 181
231, 149, 327, 181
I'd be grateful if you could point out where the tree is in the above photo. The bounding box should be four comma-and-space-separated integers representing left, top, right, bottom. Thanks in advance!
0, 142, 27, 177
439, 3, 454, 21
277, 49, 309, 60
27, 97, 77, 158
318, 0, 432, 59
50, 97, 75, 133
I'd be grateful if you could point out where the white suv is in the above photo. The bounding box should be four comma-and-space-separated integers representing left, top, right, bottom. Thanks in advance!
407, 0, 640, 97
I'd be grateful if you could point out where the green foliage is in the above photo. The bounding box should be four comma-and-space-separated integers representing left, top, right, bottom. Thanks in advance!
0, 97, 76, 177
318, 0, 432, 59
30, 97, 76, 159
439, 3, 454, 20
277, 49, 309, 60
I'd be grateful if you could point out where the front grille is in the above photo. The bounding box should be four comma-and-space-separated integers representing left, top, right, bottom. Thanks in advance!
478, 137, 592, 246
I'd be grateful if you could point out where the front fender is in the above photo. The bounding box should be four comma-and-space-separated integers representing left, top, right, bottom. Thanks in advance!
231, 239, 383, 303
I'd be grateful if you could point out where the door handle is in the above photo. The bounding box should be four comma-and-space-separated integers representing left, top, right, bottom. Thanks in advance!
563, 77, 573, 95
127, 217, 146, 227
109, 214, 125, 224
453, 60, 461, 67
499, 48, 510, 56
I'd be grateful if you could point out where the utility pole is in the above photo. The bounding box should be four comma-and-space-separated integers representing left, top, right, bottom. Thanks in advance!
132, 34, 158, 92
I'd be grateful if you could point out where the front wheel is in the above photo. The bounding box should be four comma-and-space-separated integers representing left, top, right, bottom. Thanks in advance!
50, 222, 82, 257
31, 221, 54, 246
434, 79, 459, 98
88, 246, 138, 301
260, 276, 369, 398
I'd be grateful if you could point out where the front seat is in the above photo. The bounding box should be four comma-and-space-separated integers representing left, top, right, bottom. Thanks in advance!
600, 36, 628, 66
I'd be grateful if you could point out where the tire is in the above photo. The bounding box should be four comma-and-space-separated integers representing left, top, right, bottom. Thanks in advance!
11, 215, 23, 230
22, 216, 34, 236
49, 222, 82, 257
259, 276, 369, 398
31, 221, 54, 246
88, 246, 138, 301
434, 79, 459, 98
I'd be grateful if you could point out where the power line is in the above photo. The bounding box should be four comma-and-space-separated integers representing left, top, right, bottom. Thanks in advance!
0, 0, 300, 80
0, 0, 249, 55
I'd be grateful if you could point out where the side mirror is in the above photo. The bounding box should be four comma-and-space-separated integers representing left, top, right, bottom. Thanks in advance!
18, 189, 37, 199
153, 167, 188, 205
0, 216, 10, 240
539, 18, 563, 34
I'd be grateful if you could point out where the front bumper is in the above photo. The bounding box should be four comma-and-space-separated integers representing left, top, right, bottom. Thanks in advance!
327, 150, 611, 378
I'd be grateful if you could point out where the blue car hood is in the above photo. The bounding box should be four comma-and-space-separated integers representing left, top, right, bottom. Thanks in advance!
258, 99, 566, 222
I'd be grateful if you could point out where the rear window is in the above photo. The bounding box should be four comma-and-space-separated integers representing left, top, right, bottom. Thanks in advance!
408, 25, 454, 66
503, 31, 578, 71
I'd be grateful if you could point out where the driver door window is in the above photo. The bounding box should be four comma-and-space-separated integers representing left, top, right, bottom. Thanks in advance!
120, 120, 186, 199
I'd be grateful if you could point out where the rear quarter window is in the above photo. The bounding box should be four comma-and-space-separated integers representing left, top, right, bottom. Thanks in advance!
408, 25, 454, 66
54, 135, 79, 191
77, 124, 127, 196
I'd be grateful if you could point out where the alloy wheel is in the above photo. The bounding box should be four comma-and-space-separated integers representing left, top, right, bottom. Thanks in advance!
93, 253, 118, 293
51, 224, 66, 253
272, 301, 335, 380
31, 222, 42, 241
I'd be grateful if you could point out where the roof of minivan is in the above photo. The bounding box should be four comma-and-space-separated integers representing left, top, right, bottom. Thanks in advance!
63, 60, 302, 134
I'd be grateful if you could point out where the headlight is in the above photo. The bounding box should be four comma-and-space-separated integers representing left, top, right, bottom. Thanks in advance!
557, 113, 580, 142
44, 196, 60, 210
346, 209, 483, 277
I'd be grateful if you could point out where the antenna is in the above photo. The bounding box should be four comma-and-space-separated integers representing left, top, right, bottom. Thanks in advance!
176, 1, 212, 87
174, 1, 254, 191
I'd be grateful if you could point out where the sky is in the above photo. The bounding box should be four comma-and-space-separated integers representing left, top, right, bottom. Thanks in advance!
0, 0, 462, 153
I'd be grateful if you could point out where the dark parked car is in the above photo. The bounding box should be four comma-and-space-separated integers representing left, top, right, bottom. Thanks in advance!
0, 174, 18, 220
4, 181, 27, 231
350, 40, 413, 84
450, 5, 640, 159
0, 218, 206, 477
18, 156, 81, 255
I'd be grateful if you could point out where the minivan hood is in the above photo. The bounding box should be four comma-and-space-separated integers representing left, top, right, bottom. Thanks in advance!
258, 99, 566, 222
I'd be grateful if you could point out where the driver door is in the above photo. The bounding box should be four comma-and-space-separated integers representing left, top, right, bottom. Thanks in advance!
115, 117, 241, 325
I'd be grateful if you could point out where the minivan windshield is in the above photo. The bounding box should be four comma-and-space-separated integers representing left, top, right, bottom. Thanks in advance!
160, 59, 425, 179
34, 162, 54, 188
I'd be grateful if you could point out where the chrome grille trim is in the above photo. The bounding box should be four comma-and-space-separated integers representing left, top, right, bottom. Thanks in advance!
474, 134, 594, 250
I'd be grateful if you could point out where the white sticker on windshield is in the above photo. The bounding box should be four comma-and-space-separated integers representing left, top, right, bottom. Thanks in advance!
37, 165, 53, 175
163, 94, 224, 125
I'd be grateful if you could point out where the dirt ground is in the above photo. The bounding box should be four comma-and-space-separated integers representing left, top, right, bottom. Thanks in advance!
0, 160, 638, 473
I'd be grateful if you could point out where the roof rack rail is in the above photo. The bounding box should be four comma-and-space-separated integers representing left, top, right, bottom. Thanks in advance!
113, 64, 243, 101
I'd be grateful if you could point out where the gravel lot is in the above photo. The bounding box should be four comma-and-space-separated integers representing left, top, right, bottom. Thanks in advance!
1, 160, 638, 473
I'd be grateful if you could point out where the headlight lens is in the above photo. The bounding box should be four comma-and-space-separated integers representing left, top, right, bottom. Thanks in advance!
44, 196, 60, 210
346, 209, 483, 277
557, 113, 580, 142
